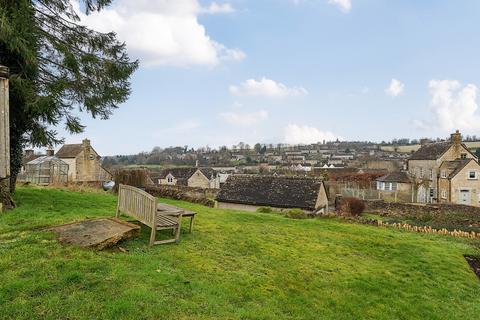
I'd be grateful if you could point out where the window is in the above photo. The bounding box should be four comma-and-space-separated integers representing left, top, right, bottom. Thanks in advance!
441, 189, 447, 199
430, 169, 434, 180
89, 154, 95, 160
391, 182, 397, 191
167, 177, 173, 183
461, 153, 467, 159
441, 170, 447, 178
420, 167, 424, 178
468, 171, 477, 180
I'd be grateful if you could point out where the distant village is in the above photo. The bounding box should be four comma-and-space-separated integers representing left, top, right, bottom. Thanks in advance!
20, 131, 480, 209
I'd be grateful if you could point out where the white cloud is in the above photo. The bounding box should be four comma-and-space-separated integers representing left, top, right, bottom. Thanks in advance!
229, 77, 308, 98
72, 0, 244, 67
201, 2, 235, 14
421, 80, 480, 131
219, 110, 268, 126
385, 78, 404, 97
284, 124, 341, 144
328, 0, 352, 13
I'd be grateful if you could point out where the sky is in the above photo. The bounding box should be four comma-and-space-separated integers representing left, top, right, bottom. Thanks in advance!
57, 0, 480, 155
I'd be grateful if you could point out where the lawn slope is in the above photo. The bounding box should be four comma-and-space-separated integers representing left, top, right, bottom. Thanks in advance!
0, 187, 479, 320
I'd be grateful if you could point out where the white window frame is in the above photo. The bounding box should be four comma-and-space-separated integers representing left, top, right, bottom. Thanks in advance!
468, 171, 477, 180
441, 189, 447, 199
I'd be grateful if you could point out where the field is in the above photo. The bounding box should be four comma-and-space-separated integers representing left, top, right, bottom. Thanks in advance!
0, 187, 479, 319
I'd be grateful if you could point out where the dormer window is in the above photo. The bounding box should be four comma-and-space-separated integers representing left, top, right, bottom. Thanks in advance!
441, 170, 447, 178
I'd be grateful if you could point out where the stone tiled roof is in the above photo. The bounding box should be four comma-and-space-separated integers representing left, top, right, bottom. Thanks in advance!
158, 167, 217, 181
22, 154, 42, 166
376, 171, 411, 183
409, 141, 453, 160
158, 167, 197, 181
216, 175, 325, 210
198, 168, 217, 179
441, 159, 473, 179
55, 144, 83, 158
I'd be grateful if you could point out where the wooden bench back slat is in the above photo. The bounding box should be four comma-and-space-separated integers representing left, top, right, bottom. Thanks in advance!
116, 184, 156, 227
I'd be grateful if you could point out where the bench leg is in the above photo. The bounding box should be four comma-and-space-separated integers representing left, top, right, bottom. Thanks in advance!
175, 218, 182, 243
149, 225, 157, 246
189, 216, 194, 233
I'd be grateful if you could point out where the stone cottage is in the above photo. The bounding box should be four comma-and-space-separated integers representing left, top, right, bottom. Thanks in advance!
55, 139, 111, 182
216, 175, 329, 213
156, 167, 221, 189
438, 158, 480, 206
408, 130, 479, 205
376, 171, 412, 192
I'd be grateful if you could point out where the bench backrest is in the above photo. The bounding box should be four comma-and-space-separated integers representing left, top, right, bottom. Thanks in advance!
116, 184, 156, 227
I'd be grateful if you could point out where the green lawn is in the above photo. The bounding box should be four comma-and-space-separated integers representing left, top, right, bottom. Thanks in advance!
0, 187, 479, 319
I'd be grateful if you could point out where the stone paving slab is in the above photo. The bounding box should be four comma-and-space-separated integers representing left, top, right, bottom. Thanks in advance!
49, 218, 140, 250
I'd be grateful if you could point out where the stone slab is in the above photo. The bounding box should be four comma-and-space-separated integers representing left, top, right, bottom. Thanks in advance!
49, 218, 140, 250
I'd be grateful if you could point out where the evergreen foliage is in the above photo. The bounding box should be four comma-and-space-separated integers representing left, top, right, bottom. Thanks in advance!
0, 0, 138, 190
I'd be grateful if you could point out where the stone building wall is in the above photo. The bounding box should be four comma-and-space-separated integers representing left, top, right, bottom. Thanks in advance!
187, 170, 210, 188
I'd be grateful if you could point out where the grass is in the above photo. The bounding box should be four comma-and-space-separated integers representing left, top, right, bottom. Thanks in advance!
0, 186, 479, 319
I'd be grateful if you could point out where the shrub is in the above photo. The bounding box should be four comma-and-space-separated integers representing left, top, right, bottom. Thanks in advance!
285, 208, 308, 219
256, 206, 273, 213
340, 197, 365, 216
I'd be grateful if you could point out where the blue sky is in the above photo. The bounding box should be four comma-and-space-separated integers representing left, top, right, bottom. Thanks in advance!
60, 0, 480, 155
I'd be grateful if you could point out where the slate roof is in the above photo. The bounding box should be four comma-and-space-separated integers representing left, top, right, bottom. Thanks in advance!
216, 175, 326, 210
441, 159, 473, 179
409, 141, 453, 160
55, 144, 83, 158
376, 171, 411, 183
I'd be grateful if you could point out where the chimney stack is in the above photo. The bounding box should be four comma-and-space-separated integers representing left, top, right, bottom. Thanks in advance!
25, 149, 34, 157
450, 130, 461, 144
82, 139, 91, 147
420, 138, 429, 146
46, 149, 54, 156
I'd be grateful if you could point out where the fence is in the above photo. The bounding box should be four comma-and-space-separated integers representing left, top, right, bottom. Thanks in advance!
329, 181, 412, 203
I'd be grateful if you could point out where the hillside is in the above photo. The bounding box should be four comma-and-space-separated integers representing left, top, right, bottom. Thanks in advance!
0, 187, 479, 319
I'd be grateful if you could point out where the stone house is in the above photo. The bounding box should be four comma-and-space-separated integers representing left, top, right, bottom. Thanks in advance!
408, 130, 479, 205
156, 167, 221, 189
55, 139, 112, 182
376, 171, 412, 192
438, 158, 480, 206
216, 175, 329, 213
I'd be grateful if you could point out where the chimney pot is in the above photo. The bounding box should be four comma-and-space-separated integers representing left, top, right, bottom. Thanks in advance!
25, 149, 34, 157
46, 149, 54, 156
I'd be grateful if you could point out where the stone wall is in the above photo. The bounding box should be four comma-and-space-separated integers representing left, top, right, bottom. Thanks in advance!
365, 199, 480, 217
145, 185, 218, 207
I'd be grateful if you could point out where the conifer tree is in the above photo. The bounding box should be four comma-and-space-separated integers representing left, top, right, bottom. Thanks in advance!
0, 0, 138, 196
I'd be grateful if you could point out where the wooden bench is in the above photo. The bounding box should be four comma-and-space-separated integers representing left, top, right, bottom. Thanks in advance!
157, 203, 196, 233
116, 184, 183, 246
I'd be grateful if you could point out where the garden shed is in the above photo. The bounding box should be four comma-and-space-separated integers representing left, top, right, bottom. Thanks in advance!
25, 156, 69, 185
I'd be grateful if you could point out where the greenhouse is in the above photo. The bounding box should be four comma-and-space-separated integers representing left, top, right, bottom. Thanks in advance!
25, 156, 69, 185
